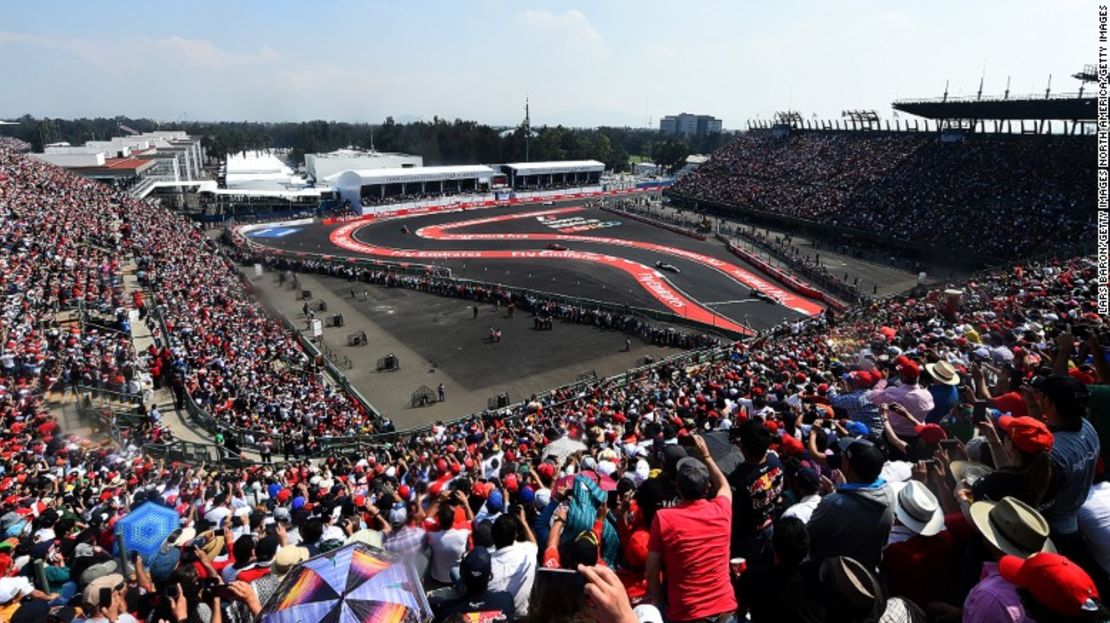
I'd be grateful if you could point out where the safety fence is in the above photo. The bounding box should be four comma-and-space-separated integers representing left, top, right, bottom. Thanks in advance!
715, 233, 851, 311
597, 205, 707, 241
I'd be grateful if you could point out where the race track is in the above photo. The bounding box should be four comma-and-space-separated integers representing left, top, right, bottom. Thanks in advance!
244, 200, 824, 332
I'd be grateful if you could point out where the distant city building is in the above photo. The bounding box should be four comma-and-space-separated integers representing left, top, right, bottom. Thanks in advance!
659, 113, 722, 137
305, 148, 422, 182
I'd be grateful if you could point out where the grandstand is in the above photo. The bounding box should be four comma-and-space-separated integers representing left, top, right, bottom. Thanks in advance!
0, 55, 1106, 623
669, 82, 1096, 268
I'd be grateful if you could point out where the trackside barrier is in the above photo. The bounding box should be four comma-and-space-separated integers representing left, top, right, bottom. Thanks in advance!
598, 205, 707, 241
715, 234, 848, 311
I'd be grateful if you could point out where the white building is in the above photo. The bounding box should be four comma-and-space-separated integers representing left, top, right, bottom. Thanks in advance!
330, 165, 496, 207
305, 148, 422, 182
36, 131, 204, 183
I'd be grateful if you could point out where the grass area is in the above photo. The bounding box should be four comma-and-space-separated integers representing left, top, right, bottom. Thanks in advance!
628, 154, 650, 164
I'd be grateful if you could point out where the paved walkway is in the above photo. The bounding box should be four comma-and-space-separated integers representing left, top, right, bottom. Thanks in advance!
122, 265, 263, 461
245, 267, 681, 430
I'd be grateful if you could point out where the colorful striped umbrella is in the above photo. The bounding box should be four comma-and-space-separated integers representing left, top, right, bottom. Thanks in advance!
261, 542, 431, 623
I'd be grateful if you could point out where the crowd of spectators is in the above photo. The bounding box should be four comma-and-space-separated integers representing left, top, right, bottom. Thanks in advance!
232, 252, 724, 351
1, 139, 1109, 623
669, 131, 1094, 259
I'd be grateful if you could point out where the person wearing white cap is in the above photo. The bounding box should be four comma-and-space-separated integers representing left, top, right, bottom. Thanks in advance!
881, 479, 962, 611
0, 576, 52, 622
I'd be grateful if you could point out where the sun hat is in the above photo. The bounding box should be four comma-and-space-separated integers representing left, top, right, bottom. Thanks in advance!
949, 460, 993, 486
818, 556, 883, 616
925, 361, 960, 385
890, 481, 945, 537
969, 496, 1055, 557
273, 545, 309, 576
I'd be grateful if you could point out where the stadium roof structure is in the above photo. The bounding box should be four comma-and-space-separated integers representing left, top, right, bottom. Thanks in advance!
70, 157, 156, 179
892, 93, 1095, 121
503, 160, 605, 175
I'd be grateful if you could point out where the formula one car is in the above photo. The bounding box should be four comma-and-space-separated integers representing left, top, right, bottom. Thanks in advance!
546, 242, 568, 251
751, 289, 776, 303
655, 261, 681, 273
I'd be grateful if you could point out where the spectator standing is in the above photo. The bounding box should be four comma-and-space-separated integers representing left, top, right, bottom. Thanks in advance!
488, 510, 538, 618
646, 435, 737, 622
728, 420, 783, 562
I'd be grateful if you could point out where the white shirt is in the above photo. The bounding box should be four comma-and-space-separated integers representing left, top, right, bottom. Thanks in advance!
489, 540, 538, 616
204, 505, 231, 527
781, 494, 821, 524
427, 527, 471, 584
1079, 481, 1110, 575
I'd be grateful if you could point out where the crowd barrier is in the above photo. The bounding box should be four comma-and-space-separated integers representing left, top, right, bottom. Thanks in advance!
598, 205, 707, 240
716, 234, 848, 311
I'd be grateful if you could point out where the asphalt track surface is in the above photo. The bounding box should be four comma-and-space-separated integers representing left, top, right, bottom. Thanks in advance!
246, 200, 822, 332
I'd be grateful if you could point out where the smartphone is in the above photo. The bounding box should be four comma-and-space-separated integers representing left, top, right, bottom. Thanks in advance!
99, 587, 113, 608
938, 438, 961, 453
531, 567, 587, 617
972, 401, 989, 424
213, 585, 237, 600
165, 584, 180, 599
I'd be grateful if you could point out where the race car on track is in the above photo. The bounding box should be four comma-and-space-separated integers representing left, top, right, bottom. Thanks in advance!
655, 261, 680, 273
546, 242, 567, 251
751, 289, 776, 303
542, 200, 555, 205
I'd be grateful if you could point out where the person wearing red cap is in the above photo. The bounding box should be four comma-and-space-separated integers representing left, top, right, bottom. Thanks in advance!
965, 415, 1054, 509
999, 552, 1109, 622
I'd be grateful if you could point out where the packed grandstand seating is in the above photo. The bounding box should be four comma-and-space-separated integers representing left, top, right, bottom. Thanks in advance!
669, 131, 1095, 259
0, 136, 1107, 622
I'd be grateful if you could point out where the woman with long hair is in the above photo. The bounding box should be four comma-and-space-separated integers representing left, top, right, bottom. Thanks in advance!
969, 415, 1054, 508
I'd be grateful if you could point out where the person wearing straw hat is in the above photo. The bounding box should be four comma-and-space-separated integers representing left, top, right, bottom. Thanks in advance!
882, 480, 969, 608
961, 496, 1055, 623
923, 360, 960, 424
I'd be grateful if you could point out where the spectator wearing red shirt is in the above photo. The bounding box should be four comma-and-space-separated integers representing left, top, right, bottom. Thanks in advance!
882, 481, 973, 607
646, 435, 736, 622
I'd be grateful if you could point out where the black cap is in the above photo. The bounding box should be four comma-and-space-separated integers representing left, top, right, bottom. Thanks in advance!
47, 607, 76, 623
460, 546, 492, 586
1030, 374, 1089, 419
675, 456, 710, 499
255, 534, 280, 563
661, 445, 688, 474
11, 600, 48, 623
837, 438, 885, 483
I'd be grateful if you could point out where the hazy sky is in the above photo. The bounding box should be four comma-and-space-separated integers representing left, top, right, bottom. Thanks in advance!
0, 1, 1094, 128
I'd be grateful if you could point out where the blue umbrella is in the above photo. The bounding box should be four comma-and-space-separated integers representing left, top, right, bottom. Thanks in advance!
114, 502, 179, 560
